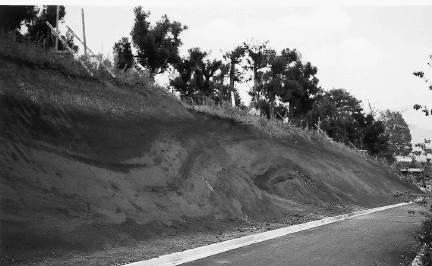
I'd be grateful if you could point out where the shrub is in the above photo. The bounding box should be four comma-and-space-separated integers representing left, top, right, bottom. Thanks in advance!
417, 216, 432, 264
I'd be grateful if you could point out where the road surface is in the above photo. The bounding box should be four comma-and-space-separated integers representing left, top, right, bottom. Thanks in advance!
186, 204, 425, 266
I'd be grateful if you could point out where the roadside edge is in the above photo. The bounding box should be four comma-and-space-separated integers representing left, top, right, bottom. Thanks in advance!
125, 200, 420, 266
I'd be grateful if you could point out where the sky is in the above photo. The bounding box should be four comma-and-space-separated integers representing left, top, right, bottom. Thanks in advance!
56, 1, 432, 135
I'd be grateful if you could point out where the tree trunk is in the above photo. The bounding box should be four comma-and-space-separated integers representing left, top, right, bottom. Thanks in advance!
253, 67, 258, 103
229, 61, 235, 106
149, 70, 156, 82
288, 100, 294, 118
269, 99, 275, 121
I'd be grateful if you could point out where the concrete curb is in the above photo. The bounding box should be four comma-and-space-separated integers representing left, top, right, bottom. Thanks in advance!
125, 201, 417, 266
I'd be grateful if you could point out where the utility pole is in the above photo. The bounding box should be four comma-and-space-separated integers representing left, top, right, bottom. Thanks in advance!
81, 8, 87, 56
55, 5, 59, 51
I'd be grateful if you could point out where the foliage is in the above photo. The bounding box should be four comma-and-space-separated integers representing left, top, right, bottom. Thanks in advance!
27, 5, 65, 40
25, 5, 77, 52
113, 37, 134, 71
418, 214, 432, 245
412, 55, 432, 116
113, 67, 152, 87
258, 48, 320, 120
170, 55, 196, 97
310, 89, 391, 159
244, 41, 276, 102
415, 213, 432, 265
0, 5, 39, 32
193, 56, 222, 97
224, 46, 246, 85
171, 47, 240, 105
413, 58, 432, 266
17, 5, 79, 52
222, 45, 246, 105
131, 7, 187, 78
379, 110, 412, 157
362, 114, 390, 157
412, 139, 432, 161
311, 89, 363, 145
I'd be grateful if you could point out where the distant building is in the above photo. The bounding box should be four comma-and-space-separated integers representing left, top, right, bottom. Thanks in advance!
358, 150, 368, 156
395, 156, 412, 163
399, 167, 424, 175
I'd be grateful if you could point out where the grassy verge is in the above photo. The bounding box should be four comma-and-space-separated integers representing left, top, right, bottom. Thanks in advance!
414, 196, 432, 265
0, 35, 91, 79
0, 36, 183, 120
0, 35, 155, 88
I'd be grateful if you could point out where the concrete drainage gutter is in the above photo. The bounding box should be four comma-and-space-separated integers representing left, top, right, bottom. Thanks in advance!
125, 201, 417, 266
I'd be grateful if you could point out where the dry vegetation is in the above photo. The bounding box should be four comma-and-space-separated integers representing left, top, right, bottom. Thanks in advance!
0, 36, 90, 78
0, 37, 400, 167
185, 103, 390, 166
0, 36, 377, 163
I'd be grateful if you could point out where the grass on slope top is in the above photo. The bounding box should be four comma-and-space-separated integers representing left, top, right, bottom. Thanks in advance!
0, 36, 388, 166
0, 37, 189, 120
186, 104, 377, 163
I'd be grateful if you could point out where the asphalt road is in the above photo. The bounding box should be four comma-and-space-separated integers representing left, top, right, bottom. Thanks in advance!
186, 204, 425, 266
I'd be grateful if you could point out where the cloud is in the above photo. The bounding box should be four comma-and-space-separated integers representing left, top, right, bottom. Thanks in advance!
308, 37, 383, 69
275, 6, 351, 40
180, 6, 352, 56
181, 18, 245, 57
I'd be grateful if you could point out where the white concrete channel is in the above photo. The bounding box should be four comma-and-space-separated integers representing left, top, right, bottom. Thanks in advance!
125, 201, 419, 266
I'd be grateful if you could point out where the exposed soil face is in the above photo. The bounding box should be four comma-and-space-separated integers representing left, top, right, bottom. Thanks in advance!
0, 58, 420, 264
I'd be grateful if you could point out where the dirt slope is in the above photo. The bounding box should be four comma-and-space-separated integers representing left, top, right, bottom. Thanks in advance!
0, 57, 418, 262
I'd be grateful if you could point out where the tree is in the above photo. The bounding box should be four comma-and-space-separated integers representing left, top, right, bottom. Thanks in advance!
27, 6, 65, 43
260, 54, 287, 120
311, 89, 364, 145
412, 139, 432, 185
412, 139, 432, 160
380, 110, 412, 158
171, 47, 206, 99
194, 58, 222, 98
413, 55, 432, 116
170, 58, 195, 97
25, 5, 77, 52
362, 114, 390, 157
258, 48, 320, 120
244, 41, 276, 104
113, 37, 134, 71
131, 7, 187, 79
224, 45, 246, 105
171, 47, 223, 103
277, 49, 320, 117
0, 5, 38, 33
311, 88, 392, 159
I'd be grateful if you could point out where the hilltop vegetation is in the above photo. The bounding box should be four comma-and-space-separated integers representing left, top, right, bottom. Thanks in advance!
0, 5, 416, 164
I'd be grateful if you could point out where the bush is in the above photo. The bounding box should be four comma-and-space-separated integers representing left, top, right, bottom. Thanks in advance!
417, 216, 432, 264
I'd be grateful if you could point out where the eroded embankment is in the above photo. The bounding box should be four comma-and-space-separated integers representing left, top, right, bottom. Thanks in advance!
0, 58, 418, 263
